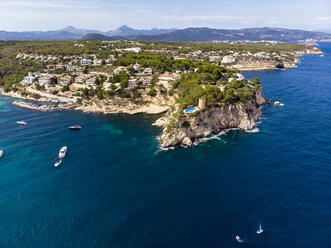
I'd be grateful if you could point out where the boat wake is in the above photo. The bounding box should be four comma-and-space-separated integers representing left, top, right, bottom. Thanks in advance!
236, 235, 247, 243
245, 127, 260, 133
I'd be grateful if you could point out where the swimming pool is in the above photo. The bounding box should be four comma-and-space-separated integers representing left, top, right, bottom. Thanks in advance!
184, 108, 197, 113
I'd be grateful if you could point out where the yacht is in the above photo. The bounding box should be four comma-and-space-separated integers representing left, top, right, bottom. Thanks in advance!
59, 146, 67, 158
16, 121, 27, 126
69, 125, 81, 130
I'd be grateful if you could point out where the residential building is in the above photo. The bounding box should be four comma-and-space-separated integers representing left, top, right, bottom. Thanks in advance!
133, 63, 141, 71
86, 77, 97, 89
221, 55, 235, 64
143, 68, 153, 75
75, 74, 90, 84
38, 75, 52, 86
141, 76, 153, 85
58, 75, 71, 86
128, 79, 139, 89
22, 72, 35, 84
80, 59, 92, 65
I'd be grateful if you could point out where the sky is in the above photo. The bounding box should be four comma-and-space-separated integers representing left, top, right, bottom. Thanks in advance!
0, 0, 330, 31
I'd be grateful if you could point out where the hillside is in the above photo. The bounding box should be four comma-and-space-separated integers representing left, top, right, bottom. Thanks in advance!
130, 27, 331, 42
80, 33, 122, 41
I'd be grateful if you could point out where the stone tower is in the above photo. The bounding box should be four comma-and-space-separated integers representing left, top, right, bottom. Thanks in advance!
198, 98, 206, 109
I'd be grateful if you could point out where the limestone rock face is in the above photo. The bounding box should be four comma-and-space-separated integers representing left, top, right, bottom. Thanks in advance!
157, 86, 265, 148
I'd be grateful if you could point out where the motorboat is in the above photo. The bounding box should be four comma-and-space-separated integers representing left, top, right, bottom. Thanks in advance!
54, 160, 62, 167
16, 121, 27, 126
0, 148, 3, 159
59, 146, 67, 158
257, 223, 263, 234
69, 125, 81, 130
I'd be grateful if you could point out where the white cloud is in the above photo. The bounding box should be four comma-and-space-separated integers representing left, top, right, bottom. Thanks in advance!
161, 15, 249, 22
316, 16, 331, 23
1, 0, 100, 9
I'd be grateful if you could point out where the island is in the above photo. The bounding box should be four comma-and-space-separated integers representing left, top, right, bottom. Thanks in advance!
0, 40, 322, 148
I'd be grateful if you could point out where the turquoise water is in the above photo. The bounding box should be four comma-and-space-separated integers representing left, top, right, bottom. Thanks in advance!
184, 108, 197, 113
0, 43, 330, 247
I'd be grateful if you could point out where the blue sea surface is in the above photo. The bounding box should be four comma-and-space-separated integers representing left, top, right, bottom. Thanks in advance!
0, 43, 330, 248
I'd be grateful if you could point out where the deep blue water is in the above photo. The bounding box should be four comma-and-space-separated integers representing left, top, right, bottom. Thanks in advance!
0, 43, 330, 248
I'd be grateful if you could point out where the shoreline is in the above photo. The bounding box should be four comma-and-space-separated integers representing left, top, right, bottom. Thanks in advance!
1, 90, 170, 115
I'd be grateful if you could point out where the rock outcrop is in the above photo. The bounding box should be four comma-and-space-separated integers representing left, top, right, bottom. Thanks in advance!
156, 86, 265, 148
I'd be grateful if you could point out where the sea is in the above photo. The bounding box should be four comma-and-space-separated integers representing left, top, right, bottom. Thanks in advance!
0, 43, 330, 248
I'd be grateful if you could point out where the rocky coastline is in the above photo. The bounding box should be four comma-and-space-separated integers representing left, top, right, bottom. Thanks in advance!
1, 89, 171, 115
154, 86, 266, 148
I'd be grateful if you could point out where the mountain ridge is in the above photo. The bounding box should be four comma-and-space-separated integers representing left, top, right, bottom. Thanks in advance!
1, 26, 331, 42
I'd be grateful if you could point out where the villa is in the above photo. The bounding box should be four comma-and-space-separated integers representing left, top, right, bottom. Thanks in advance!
80, 59, 92, 66
143, 68, 153, 75
22, 72, 35, 84
141, 76, 153, 85
128, 79, 139, 89
38, 75, 52, 86
58, 75, 71, 86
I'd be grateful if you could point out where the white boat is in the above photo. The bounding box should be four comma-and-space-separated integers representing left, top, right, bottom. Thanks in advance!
257, 223, 263, 234
236, 236, 241, 241
58, 146, 67, 158
69, 125, 81, 130
54, 160, 62, 167
0, 149, 3, 159
16, 121, 27, 126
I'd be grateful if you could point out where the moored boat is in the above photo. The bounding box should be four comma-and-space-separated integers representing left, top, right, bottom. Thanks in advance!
16, 121, 27, 126
69, 125, 81, 130
59, 146, 67, 158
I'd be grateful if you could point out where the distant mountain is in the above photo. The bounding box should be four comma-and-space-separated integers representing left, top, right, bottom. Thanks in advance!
80, 33, 123, 41
315, 29, 331, 34
0, 25, 176, 41
105, 25, 178, 37
1, 26, 330, 42
129, 27, 331, 42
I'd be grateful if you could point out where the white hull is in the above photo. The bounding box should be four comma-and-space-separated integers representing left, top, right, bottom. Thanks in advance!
58, 146, 67, 158
16, 121, 27, 126
54, 160, 62, 167
0, 150, 3, 158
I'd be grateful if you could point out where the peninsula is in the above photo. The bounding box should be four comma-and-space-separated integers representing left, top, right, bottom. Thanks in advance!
0, 40, 321, 147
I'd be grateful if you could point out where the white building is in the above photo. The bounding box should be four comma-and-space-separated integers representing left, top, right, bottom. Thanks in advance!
80, 59, 92, 65
133, 63, 141, 71
221, 55, 235, 64
143, 68, 153, 75
22, 72, 35, 84
123, 47, 141, 53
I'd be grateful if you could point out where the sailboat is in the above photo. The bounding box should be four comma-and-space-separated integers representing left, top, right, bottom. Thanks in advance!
257, 223, 263, 234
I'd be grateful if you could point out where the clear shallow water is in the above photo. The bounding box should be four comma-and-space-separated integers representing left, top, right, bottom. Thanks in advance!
0, 43, 330, 248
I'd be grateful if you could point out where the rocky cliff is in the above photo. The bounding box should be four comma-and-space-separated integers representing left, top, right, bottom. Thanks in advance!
155, 86, 265, 148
